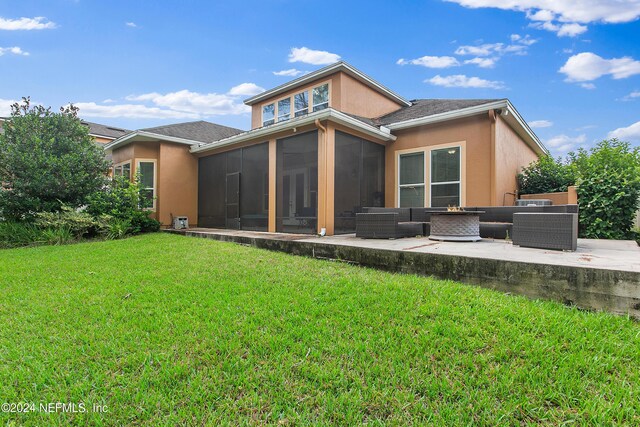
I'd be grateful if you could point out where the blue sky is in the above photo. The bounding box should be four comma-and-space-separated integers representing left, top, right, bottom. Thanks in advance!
1, 0, 639, 156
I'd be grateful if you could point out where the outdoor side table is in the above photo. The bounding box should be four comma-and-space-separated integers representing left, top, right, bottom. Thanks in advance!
428, 211, 484, 242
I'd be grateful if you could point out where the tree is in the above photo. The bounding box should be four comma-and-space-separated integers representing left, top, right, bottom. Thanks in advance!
0, 97, 110, 220
569, 139, 640, 239
517, 155, 575, 195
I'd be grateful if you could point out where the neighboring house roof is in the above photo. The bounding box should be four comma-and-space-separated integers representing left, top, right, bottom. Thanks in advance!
81, 120, 130, 139
105, 120, 244, 151
244, 61, 412, 108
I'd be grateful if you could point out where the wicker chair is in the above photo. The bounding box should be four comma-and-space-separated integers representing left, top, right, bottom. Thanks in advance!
512, 212, 578, 251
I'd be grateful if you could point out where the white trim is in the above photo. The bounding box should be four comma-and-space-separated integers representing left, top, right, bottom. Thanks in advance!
104, 130, 200, 151
190, 108, 396, 155
136, 159, 157, 212
386, 99, 547, 155
244, 61, 411, 107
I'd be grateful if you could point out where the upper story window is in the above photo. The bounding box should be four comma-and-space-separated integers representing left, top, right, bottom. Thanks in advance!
260, 82, 330, 126
277, 98, 290, 122
294, 91, 309, 117
312, 83, 329, 112
262, 103, 275, 126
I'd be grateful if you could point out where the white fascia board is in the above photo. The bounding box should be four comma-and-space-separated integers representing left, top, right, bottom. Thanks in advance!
504, 100, 548, 155
385, 100, 509, 130
190, 109, 395, 155
244, 62, 411, 107
104, 131, 199, 152
386, 100, 547, 155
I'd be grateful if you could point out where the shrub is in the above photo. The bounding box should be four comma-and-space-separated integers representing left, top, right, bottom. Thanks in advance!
571, 139, 640, 239
517, 155, 575, 195
0, 98, 110, 220
0, 222, 42, 248
105, 218, 131, 240
40, 226, 74, 246
34, 206, 98, 239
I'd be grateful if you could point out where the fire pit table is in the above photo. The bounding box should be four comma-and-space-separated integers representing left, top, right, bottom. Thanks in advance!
428, 211, 484, 242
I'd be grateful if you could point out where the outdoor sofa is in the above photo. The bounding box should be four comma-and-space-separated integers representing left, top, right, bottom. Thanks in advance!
357, 205, 579, 250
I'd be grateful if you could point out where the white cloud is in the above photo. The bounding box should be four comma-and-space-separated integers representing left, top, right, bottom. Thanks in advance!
74, 102, 200, 120
77, 83, 261, 120
455, 42, 528, 56
529, 120, 553, 128
227, 83, 265, 96
288, 47, 340, 65
0, 16, 56, 30
559, 52, 640, 82
463, 57, 496, 68
273, 68, 304, 77
445, 1, 640, 38
580, 82, 596, 89
545, 134, 587, 152
444, 0, 640, 24
125, 22, 137, 28
621, 90, 640, 101
397, 55, 461, 68
510, 34, 537, 45
0, 98, 17, 116
608, 121, 640, 142
0, 46, 29, 56
426, 74, 505, 89
529, 21, 588, 37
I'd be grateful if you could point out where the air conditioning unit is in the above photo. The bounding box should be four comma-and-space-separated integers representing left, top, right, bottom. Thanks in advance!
173, 216, 189, 229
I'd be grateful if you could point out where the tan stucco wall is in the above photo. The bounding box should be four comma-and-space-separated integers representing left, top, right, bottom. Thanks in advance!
494, 115, 539, 206
111, 141, 198, 227
385, 115, 492, 208
250, 71, 403, 129
337, 72, 404, 118
520, 185, 578, 205
157, 143, 198, 227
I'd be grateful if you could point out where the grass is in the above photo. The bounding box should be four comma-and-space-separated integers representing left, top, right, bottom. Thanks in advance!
0, 233, 638, 426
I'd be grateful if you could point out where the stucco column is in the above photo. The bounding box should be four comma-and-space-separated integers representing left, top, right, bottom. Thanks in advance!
316, 122, 335, 235
268, 139, 277, 232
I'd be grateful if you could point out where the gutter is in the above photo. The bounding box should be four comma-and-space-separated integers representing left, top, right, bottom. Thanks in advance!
385, 100, 548, 155
190, 108, 396, 155
104, 130, 201, 151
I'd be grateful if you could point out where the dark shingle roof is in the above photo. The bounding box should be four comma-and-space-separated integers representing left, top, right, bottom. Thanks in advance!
81, 121, 130, 139
377, 99, 503, 125
140, 120, 244, 143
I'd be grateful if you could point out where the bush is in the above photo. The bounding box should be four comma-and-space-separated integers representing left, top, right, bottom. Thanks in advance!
86, 176, 160, 233
0, 222, 42, 248
571, 139, 640, 239
34, 206, 98, 239
517, 155, 575, 195
0, 98, 110, 220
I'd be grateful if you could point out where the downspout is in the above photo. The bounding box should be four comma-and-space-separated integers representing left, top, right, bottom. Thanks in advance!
315, 119, 328, 235
488, 109, 497, 206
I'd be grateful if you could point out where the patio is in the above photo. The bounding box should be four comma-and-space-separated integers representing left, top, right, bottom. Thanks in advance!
167, 227, 640, 318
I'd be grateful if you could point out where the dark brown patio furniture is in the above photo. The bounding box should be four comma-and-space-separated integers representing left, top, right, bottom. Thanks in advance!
355, 212, 423, 239
512, 212, 578, 251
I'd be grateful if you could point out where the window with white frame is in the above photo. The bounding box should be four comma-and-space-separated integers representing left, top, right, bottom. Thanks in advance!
430, 146, 461, 207
312, 83, 329, 112
262, 103, 275, 126
277, 98, 290, 122
137, 160, 156, 210
398, 152, 425, 207
293, 91, 309, 117
113, 162, 131, 180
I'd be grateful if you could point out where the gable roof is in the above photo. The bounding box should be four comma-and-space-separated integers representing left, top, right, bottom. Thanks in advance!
244, 61, 411, 108
104, 120, 244, 151
139, 120, 243, 143
377, 99, 503, 125
81, 120, 130, 139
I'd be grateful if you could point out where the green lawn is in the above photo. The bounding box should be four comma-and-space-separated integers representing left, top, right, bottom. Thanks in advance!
0, 233, 638, 426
